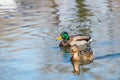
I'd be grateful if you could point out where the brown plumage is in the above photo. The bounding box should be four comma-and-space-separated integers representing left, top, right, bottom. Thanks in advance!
70, 45, 94, 75
70, 45, 94, 64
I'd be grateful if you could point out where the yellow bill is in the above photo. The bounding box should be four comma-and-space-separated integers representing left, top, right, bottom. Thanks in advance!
56, 36, 62, 40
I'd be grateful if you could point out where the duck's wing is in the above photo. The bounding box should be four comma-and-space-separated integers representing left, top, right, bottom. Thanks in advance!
71, 36, 91, 41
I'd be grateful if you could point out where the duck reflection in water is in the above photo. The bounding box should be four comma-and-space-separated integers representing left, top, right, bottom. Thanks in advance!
70, 45, 94, 75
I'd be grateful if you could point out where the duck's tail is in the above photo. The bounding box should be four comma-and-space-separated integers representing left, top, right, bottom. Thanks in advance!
88, 35, 92, 42
89, 38, 93, 42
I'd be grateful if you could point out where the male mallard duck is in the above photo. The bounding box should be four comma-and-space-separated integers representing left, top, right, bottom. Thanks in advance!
70, 45, 93, 64
56, 32, 92, 47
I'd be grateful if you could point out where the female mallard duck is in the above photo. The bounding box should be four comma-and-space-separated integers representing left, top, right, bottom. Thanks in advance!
56, 32, 92, 47
70, 45, 93, 65
70, 45, 93, 75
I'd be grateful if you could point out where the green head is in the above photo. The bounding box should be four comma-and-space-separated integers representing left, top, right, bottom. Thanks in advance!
56, 32, 70, 41
61, 32, 70, 41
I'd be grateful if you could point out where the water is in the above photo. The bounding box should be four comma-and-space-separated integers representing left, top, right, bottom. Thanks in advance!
0, 0, 120, 80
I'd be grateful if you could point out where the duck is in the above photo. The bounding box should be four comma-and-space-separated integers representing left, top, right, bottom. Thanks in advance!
70, 45, 93, 65
56, 32, 92, 47
70, 45, 93, 75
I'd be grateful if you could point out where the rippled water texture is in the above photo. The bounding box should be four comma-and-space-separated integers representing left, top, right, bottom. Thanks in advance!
0, 0, 120, 80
